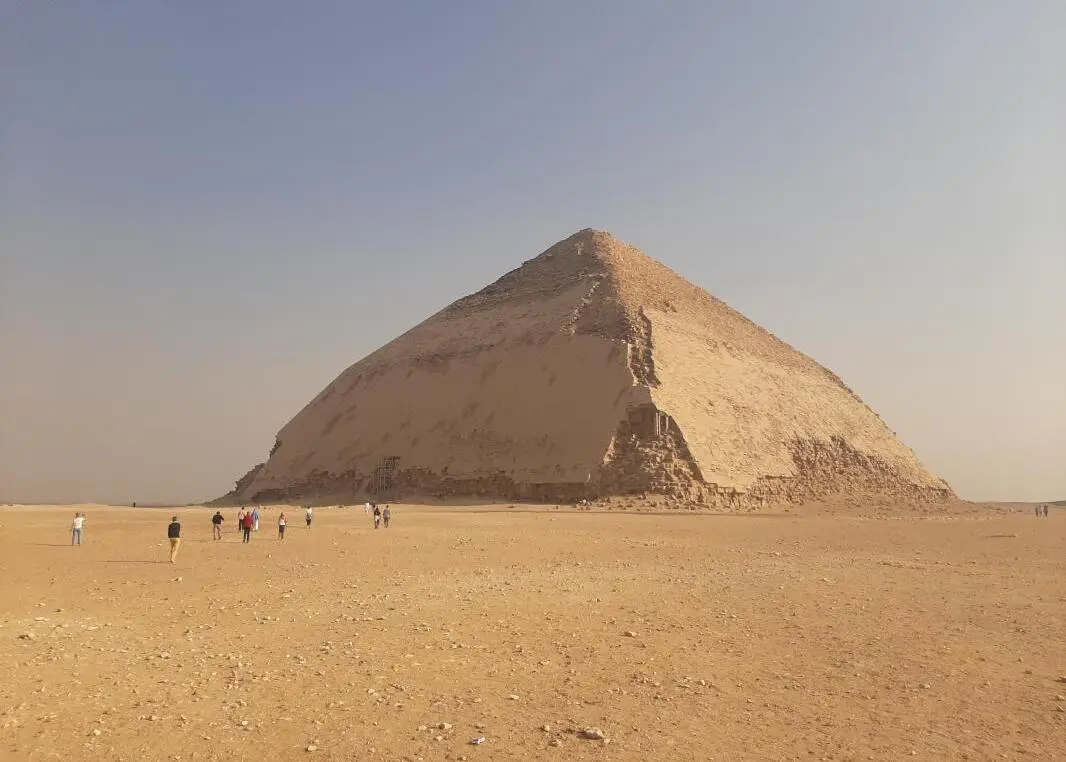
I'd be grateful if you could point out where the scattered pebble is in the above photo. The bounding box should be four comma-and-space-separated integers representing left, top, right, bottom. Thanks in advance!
580, 727, 606, 740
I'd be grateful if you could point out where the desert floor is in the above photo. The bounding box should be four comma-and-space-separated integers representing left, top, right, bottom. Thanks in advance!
1, 504, 1063, 761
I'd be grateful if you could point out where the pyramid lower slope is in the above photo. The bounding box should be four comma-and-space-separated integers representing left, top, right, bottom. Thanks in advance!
222, 229, 952, 507
645, 308, 943, 503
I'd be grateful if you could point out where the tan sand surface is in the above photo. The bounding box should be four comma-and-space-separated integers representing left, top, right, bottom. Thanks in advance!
1, 504, 1064, 761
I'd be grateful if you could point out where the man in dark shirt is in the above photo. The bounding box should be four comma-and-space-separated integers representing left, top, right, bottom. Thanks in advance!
168, 516, 182, 563
211, 510, 225, 540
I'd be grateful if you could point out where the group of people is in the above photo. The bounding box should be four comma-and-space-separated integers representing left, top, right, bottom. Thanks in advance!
365, 501, 391, 529
214, 505, 307, 542
68, 501, 393, 563
1034, 504, 1052, 517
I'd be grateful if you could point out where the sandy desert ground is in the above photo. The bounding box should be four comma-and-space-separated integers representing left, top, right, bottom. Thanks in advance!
1, 503, 1063, 761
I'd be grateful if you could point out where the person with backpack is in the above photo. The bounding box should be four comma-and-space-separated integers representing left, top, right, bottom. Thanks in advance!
211, 510, 225, 540
167, 516, 182, 563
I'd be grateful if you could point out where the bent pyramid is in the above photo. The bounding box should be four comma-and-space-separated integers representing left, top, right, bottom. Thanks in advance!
223, 229, 952, 508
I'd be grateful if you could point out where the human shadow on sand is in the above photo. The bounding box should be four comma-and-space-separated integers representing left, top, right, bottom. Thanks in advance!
104, 560, 165, 565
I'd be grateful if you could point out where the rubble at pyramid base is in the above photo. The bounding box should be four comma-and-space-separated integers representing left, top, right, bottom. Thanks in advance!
218, 425, 952, 511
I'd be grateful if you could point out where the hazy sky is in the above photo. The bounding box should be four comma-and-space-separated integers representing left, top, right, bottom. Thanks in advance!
2, 2, 1063, 504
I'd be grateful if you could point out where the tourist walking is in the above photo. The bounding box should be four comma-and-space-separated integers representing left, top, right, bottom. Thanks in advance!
212, 510, 225, 540
373, 504, 381, 529
364, 501, 371, 515
241, 510, 254, 543
71, 512, 85, 545
252, 506, 261, 532
167, 516, 182, 563
278, 512, 287, 540
237, 508, 246, 534
382, 505, 391, 528
305, 506, 313, 529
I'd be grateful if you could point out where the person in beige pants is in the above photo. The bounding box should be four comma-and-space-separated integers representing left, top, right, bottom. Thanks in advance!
167, 516, 182, 563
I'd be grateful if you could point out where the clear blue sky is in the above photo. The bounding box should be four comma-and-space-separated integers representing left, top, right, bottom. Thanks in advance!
2, 2, 1063, 504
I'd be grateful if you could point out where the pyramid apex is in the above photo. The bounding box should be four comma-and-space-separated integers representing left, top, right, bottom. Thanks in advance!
567, 227, 620, 243
534, 228, 636, 262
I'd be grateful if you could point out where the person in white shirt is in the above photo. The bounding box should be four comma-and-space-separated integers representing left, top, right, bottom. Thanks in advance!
71, 512, 85, 546
305, 506, 313, 528
364, 501, 371, 515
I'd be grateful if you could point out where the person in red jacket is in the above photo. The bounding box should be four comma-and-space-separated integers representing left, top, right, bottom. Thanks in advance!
241, 510, 254, 543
